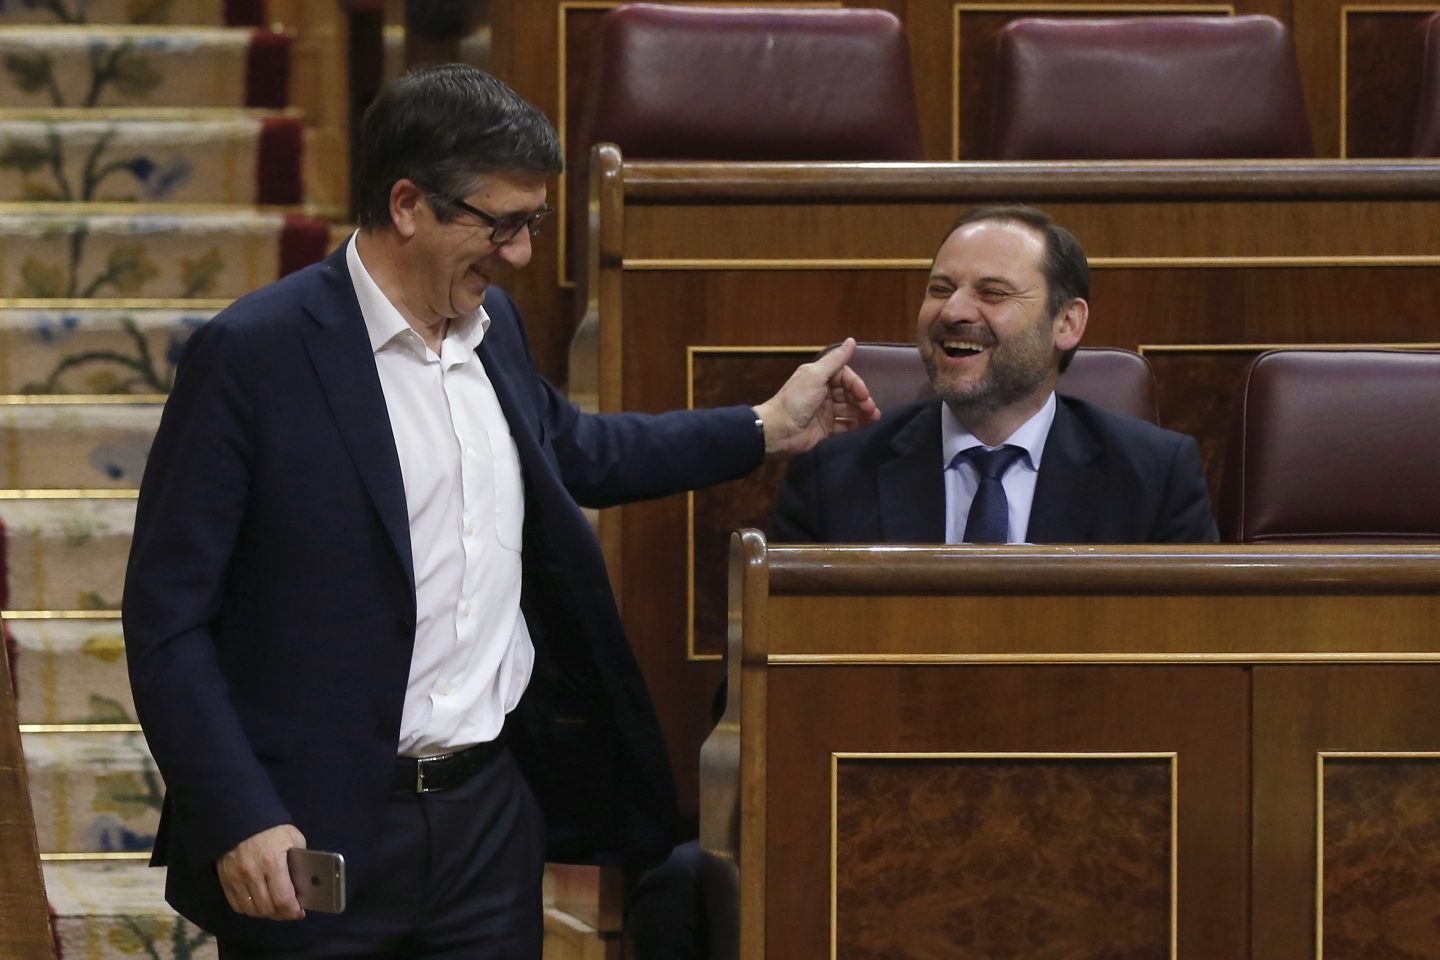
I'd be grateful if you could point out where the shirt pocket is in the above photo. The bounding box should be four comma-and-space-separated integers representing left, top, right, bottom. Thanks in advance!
487, 428, 525, 551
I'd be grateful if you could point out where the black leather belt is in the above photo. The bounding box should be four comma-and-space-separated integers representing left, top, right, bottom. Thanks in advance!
393, 739, 505, 794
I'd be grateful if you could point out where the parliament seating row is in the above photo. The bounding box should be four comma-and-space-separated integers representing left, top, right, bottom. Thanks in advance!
848, 344, 1440, 544
485, 1, 1440, 389
576, 145, 1440, 824
578, 5, 1440, 167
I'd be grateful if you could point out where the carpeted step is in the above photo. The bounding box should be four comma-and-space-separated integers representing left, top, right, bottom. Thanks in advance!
44, 860, 217, 960
7, 616, 134, 725
0, 209, 330, 298
46, 862, 602, 960
0, 26, 291, 109
0, 307, 212, 394
0, 401, 157, 487
0, 113, 305, 205
0, 496, 133, 609
0, 0, 264, 27
24, 729, 158, 855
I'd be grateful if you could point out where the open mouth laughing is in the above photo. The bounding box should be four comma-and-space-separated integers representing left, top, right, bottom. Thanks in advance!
936, 333, 995, 360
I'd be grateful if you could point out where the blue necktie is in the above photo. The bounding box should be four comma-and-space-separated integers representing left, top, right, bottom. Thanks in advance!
952, 445, 1025, 543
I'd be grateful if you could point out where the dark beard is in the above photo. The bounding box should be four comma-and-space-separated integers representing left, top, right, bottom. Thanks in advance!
921, 325, 1055, 415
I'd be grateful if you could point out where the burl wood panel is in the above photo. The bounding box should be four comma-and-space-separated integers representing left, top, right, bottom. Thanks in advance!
1251, 665, 1440, 960
1146, 348, 1258, 513
759, 664, 1247, 959
834, 757, 1171, 960
1323, 758, 1440, 960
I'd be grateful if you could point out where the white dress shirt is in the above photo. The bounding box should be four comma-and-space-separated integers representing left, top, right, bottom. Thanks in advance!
346, 234, 532, 757
942, 392, 1057, 544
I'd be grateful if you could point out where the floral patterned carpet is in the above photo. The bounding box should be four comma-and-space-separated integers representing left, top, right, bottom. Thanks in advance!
0, 1, 324, 957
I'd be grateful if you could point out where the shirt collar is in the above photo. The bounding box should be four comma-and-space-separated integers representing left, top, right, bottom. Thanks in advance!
345, 231, 489, 356
941, 391, 1058, 472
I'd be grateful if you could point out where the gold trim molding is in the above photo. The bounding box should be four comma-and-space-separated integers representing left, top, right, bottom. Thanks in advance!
1139, 341, 1440, 354
19, 723, 142, 734
0, 394, 167, 405
776, 652, 1440, 665
624, 254, 1440, 271
0, 299, 231, 309
1, 610, 122, 620
0, 490, 138, 499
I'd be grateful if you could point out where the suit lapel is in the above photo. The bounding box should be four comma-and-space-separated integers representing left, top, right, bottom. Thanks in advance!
879, 404, 946, 543
1028, 399, 1105, 543
299, 250, 415, 589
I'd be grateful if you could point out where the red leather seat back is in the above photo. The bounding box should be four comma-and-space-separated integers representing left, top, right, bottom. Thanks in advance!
989, 15, 1313, 160
1219, 350, 1440, 542
580, 3, 923, 160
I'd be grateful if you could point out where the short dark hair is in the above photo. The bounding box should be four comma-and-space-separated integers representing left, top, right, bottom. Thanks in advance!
354, 63, 563, 229
943, 205, 1090, 371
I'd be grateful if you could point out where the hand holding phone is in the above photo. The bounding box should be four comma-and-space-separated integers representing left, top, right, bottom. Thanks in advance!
286, 847, 347, 913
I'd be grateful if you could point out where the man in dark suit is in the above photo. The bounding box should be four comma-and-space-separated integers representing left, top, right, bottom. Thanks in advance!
629, 207, 1214, 960
768, 204, 1217, 545
121, 64, 876, 959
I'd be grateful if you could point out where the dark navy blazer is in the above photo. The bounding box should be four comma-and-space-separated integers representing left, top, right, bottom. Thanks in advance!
122, 245, 763, 946
769, 395, 1218, 544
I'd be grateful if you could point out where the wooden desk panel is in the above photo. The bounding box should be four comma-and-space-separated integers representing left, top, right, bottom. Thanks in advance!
763, 665, 1247, 960
706, 538, 1440, 959
1253, 666, 1440, 960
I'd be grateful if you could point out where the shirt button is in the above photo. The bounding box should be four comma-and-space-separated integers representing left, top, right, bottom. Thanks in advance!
440, 684, 453, 696
465, 520, 475, 535
461, 603, 471, 618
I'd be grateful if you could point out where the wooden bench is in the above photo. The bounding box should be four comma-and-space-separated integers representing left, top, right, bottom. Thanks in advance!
709, 533, 1440, 959
577, 147, 1440, 821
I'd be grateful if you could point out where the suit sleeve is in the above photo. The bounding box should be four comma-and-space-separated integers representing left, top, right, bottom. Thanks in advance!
766, 450, 825, 543
1152, 434, 1220, 543
122, 318, 292, 866
535, 375, 766, 508
482, 288, 767, 507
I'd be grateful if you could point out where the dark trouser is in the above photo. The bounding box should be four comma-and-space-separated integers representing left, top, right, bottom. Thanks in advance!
629, 840, 708, 960
218, 748, 545, 960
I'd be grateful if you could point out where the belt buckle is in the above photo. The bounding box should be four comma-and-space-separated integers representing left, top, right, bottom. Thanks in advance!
414, 753, 445, 793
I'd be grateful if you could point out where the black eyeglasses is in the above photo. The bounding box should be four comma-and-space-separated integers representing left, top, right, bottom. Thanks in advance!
433, 194, 553, 244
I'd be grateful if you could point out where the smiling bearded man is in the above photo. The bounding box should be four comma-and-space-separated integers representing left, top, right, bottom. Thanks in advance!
768, 203, 1219, 547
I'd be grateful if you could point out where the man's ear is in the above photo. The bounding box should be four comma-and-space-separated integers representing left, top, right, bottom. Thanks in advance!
389, 179, 428, 238
1054, 298, 1089, 353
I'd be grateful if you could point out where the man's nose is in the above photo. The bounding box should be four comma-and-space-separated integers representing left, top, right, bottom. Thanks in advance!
938, 287, 980, 322
497, 228, 534, 267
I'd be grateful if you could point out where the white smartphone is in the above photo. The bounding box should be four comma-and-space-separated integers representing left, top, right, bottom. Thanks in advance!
286, 847, 346, 913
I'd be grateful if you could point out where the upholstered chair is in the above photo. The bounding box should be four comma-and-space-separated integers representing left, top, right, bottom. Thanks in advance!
989, 15, 1313, 159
